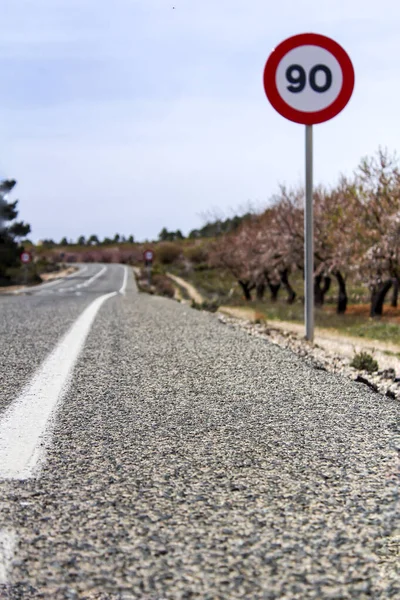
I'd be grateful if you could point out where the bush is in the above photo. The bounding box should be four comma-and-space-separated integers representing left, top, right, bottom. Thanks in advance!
350, 351, 379, 373
184, 244, 209, 265
152, 274, 175, 298
156, 242, 182, 265
5, 265, 42, 285
191, 299, 220, 313
35, 257, 60, 274
194, 263, 210, 271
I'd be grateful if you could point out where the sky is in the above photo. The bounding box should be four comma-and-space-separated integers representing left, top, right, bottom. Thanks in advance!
1, 0, 400, 242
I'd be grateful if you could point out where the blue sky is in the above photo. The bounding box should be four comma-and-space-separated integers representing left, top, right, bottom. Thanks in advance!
1, 0, 400, 242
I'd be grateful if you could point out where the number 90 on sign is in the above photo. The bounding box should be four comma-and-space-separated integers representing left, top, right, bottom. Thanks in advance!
277, 46, 342, 113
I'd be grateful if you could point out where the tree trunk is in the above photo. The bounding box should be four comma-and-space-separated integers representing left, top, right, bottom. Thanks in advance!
314, 274, 331, 306
265, 276, 281, 301
280, 269, 296, 304
256, 280, 266, 301
334, 271, 348, 314
238, 280, 253, 301
370, 279, 392, 317
269, 283, 281, 301
391, 279, 399, 307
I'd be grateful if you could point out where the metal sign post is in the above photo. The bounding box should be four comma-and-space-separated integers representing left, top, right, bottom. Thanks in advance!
305, 125, 314, 341
20, 251, 32, 286
143, 250, 154, 286
263, 33, 354, 341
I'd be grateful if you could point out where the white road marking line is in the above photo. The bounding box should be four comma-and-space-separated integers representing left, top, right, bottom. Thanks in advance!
0, 529, 16, 585
119, 265, 128, 294
13, 265, 88, 295
60, 265, 107, 292
76, 265, 107, 289
0, 290, 117, 480
36, 265, 89, 294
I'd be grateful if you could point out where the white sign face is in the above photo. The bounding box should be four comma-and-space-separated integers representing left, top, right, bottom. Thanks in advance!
276, 45, 343, 113
145, 251, 153, 261
21, 253, 30, 263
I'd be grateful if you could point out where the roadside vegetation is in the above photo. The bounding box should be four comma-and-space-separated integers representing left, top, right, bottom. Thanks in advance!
0, 179, 38, 286
132, 149, 400, 345
350, 352, 379, 373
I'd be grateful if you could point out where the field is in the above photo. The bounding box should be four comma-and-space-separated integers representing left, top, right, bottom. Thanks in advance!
164, 263, 400, 345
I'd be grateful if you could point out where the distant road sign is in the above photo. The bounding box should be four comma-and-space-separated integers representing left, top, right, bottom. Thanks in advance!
143, 250, 154, 263
20, 252, 32, 264
263, 33, 354, 125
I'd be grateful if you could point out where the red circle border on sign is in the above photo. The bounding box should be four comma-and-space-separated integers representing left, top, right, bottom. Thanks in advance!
21, 252, 31, 264
263, 33, 355, 125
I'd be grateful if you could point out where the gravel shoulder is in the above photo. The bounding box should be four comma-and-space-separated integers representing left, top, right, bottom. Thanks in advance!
219, 306, 400, 401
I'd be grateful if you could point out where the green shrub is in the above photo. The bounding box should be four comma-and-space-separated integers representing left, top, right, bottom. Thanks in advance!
191, 299, 220, 313
184, 244, 209, 265
350, 351, 379, 373
156, 242, 182, 265
5, 266, 42, 285
35, 257, 60, 274
152, 274, 175, 298
193, 263, 210, 271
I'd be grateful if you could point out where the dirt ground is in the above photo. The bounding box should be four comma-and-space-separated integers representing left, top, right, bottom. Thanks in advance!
324, 303, 400, 323
40, 266, 77, 282
166, 273, 204, 304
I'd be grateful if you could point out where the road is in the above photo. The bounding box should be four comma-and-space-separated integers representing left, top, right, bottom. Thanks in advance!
0, 263, 399, 599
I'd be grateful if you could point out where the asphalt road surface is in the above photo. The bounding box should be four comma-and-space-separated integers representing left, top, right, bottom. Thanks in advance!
0, 264, 399, 599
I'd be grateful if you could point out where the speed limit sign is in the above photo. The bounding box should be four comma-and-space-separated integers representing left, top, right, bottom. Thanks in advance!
263, 33, 354, 342
20, 252, 32, 264
263, 33, 354, 125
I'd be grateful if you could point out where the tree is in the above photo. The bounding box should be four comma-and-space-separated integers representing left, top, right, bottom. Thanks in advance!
40, 239, 56, 248
60, 237, 69, 246
263, 182, 360, 313
352, 149, 400, 316
210, 218, 263, 300
77, 235, 86, 246
127, 235, 134, 243
159, 228, 185, 242
87, 234, 99, 246
189, 213, 252, 239
257, 188, 303, 303
158, 227, 170, 241
0, 180, 31, 284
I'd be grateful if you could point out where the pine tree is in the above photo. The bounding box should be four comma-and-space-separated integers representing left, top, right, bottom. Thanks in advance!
0, 180, 31, 284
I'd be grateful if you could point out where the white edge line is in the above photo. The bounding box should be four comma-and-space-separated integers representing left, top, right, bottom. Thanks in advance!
0, 529, 16, 585
119, 265, 128, 294
60, 264, 107, 292
0, 290, 117, 480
